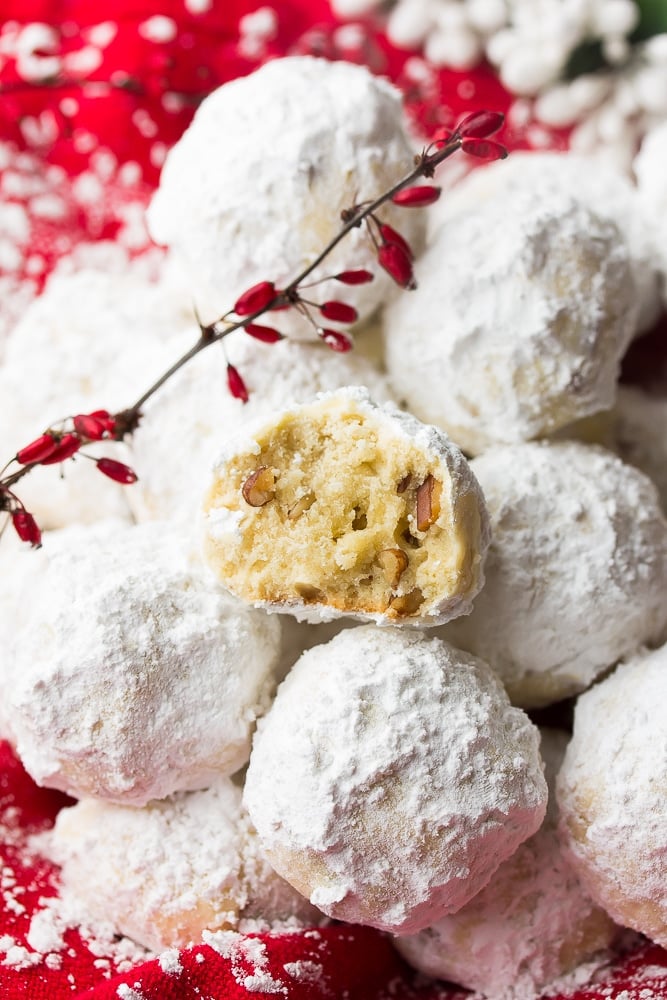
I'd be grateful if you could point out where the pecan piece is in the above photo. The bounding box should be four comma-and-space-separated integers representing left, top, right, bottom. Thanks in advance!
288, 492, 315, 520
388, 587, 424, 616
378, 548, 409, 589
416, 475, 441, 531
242, 466, 276, 507
295, 583, 326, 604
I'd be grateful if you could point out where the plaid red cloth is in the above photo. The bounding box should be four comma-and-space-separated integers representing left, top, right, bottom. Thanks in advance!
0, 2, 665, 997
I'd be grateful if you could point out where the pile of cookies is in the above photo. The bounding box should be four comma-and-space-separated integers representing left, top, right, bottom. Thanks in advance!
1, 56, 667, 1000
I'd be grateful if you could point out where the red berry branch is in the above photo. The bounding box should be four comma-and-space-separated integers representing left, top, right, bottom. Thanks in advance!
0, 110, 506, 548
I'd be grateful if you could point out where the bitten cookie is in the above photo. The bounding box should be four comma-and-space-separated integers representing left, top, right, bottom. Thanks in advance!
243, 626, 547, 935
202, 387, 490, 626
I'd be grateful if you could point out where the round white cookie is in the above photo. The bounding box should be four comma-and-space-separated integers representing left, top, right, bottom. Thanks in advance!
442, 440, 667, 707
394, 728, 619, 999
428, 150, 662, 334
202, 387, 490, 626
147, 56, 423, 327
5, 520, 281, 805
0, 267, 195, 528
48, 779, 321, 952
384, 186, 637, 455
557, 643, 667, 949
243, 626, 548, 935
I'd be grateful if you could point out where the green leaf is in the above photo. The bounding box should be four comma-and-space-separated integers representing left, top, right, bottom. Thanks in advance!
632, 0, 667, 41
564, 39, 608, 79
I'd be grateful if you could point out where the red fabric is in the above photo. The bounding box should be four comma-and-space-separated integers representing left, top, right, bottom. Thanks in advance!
0, 2, 665, 997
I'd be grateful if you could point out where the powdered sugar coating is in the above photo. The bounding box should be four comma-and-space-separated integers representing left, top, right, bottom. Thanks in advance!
5, 520, 281, 805
0, 266, 195, 528
146, 56, 423, 327
557, 643, 667, 948
202, 387, 490, 626
442, 441, 667, 707
394, 728, 618, 999
384, 187, 637, 455
48, 779, 321, 953
129, 330, 395, 523
243, 626, 547, 934
429, 151, 662, 334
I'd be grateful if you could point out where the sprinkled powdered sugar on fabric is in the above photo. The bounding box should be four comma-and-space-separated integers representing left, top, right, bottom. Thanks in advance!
203, 931, 288, 994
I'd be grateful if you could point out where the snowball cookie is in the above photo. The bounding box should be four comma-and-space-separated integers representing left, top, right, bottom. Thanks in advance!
557, 643, 667, 948
429, 151, 662, 334
612, 386, 667, 515
128, 329, 395, 523
5, 520, 281, 805
146, 56, 423, 328
48, 779, 321, 952
202, 387, 490, 626
244, 627, 547, 935
394, 728, 619, 999
442, 441, 667, 708
384, 187, 637, 455
634, 121, 667, 295
0, 266, 196, 528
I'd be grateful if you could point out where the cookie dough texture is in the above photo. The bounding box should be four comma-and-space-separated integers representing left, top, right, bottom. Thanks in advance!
442, 441, 667, 707
5, 521, 281, 805
394, 728, 618, 999
243, 626, 548, 935
129, 330, 395, 523
49, 780, 321, 953
202, 387, 490, 626
384, 185, 637, 455
557, 644, 667, 948
147, 56, 422, 328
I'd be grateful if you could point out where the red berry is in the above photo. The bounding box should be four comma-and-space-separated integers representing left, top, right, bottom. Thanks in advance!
379, 224, 414, 261
73, 413, 109, 440
461, 138, 508, 161
392, 185, 441, 207
233, 281, 277, 317
244, 323, 283, 344
319, 301, 358, 324
40, 433, 81, 465
319, 329, 353, 352
11, 509, 42, 547
334, 270, 374, 285
378, 243, 416, 290
16, 433, 58, 465
457, 110, 505, 139
95, 458, 139, 484
227, 363, 249, 403
89, 409, 117, 435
